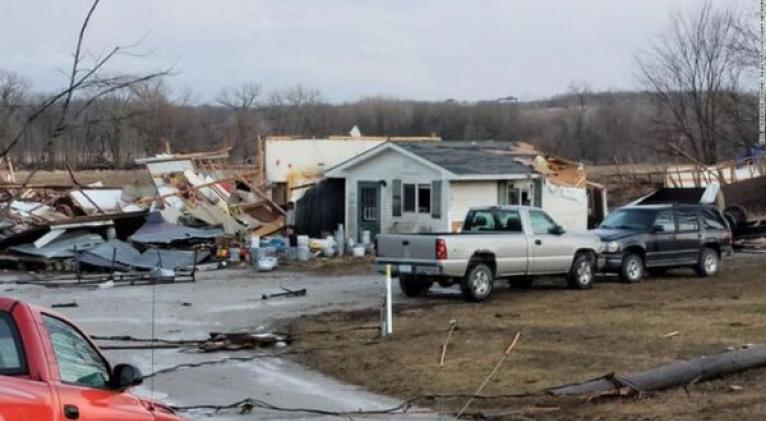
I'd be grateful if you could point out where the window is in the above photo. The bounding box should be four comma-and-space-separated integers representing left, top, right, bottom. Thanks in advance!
431, 181, 442, 218
392, 179, 402, 217
464, 210, 497, 231
0, 312, 26, 375
676, 210, 699, 232
496, 210, 523, 232
403, 184, 416, 212
701, 209, 727, 230
529, 210, 557, 235
653, 210, 675, 233
417, 184, 431, 213
360, 186, 378, 221
499, 181, 533, 206
44, 315, 110, 388
599, 209, 656, 231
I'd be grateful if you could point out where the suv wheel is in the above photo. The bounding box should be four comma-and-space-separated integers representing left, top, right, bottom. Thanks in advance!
695, 248, 719, 277
461, 263, 494, 302
568, 252, 594, 289
620, 253, 644, 283
399, 275, 433, 297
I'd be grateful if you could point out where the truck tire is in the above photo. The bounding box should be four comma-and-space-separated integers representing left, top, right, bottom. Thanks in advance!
695, 248, 719, 277
619, 253, 644, 283
399, 275, 432, 297
509, 276, 534, 289
461, 263, 494, 302
567, 252, 594, 289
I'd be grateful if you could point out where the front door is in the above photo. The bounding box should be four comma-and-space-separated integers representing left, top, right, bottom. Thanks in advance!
528, 209, 572, 274
646, 209, 677, 267
357, 181, 381, 242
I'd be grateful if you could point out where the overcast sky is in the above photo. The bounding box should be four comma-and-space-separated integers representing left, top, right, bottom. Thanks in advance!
0, 0, 751, 103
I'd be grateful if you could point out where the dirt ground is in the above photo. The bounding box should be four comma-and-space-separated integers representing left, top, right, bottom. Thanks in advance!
291, 254, 766, 420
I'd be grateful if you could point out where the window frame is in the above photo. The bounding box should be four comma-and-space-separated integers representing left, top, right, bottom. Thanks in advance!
391, 179, 402, 217
42, 314, 112, 389
0, 310, 28, 376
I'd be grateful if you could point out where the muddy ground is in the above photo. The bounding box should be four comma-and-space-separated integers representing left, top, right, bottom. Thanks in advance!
291, 254, 766, 420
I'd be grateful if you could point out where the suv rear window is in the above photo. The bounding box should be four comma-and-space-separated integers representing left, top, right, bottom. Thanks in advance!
0, 311, 27, 375
701, 208, 727, 230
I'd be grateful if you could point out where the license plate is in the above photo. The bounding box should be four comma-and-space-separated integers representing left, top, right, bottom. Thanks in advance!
399, 265, 412, 274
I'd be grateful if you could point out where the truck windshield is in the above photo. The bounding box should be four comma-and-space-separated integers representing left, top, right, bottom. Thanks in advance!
599, 209, 656, 231
0, 311, 27, 375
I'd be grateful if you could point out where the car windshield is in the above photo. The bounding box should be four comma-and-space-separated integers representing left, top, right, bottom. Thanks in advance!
599, 209, 656, 230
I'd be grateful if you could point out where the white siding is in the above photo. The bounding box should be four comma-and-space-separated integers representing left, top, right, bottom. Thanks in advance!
541, 181, 588, 232
343, 149, 449, 240
448, 181, 499, 230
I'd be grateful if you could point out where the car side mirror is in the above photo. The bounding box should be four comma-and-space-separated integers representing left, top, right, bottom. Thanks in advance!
110, 363, 143, 391
549, 225, 565, 235
652, 225, 665, 233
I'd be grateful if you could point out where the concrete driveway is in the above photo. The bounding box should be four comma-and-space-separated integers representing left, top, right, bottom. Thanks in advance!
1, 268, 437, 420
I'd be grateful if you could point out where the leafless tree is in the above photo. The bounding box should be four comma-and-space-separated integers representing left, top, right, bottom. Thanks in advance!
637, 0, 751, 164
217, 83, 262, 161
0, 0, 170, 168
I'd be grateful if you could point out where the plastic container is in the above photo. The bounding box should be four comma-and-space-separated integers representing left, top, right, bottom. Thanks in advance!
352, 246, 365, 257
297, 246, 311, 261
249, 234, 260, 249
361, 230, 371, 245
297, 235, 309, 247
257, 256, 278, 272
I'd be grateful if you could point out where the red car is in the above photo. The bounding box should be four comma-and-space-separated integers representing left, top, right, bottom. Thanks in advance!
0, 297, 187, 421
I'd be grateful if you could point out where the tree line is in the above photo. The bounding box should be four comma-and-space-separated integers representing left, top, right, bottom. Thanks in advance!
0, 0, 759, 170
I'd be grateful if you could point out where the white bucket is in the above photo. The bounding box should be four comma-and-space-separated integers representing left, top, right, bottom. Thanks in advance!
352, 246, 365, 257
297, 246, 311, 261
297, 235, 309, 247
361, 230, 371, 245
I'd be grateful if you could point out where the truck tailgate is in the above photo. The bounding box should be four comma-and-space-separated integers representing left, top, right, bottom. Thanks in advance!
377, 234, 437, 261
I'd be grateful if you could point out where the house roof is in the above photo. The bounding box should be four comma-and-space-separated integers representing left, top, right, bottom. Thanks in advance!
396, 142, 534, 176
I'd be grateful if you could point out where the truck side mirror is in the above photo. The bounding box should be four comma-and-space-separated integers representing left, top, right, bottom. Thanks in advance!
652, 225, 665, 233
110, 363, 143, 391
549, 225, 565, 235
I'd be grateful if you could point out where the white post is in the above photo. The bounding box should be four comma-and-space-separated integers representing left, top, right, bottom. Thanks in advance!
760, 0, 765, 145
385, 264, 393, 336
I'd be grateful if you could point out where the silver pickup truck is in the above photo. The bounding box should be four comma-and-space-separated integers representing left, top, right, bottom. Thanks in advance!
375, 206, 602, 301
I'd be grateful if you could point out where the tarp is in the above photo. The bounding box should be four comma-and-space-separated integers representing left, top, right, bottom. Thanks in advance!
129, 211, 223, 244
11, 230, 104, 259
78, 239, 209, 270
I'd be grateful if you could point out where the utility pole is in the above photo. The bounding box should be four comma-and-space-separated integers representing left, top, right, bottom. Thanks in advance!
760, 0, 765, 144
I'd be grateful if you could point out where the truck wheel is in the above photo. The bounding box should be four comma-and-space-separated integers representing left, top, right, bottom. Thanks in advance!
461, 263, 494, 302
619, 253, 644, 283
509, 276, 534, 289
399, 275, 432, 297
695, 248, 719, 277
567, 252, 594, 289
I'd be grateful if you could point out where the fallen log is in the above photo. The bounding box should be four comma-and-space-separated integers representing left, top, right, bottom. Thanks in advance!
548, 345, 766, 396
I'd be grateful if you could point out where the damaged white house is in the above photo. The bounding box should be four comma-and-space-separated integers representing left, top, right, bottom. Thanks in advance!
325, 141, 607, 241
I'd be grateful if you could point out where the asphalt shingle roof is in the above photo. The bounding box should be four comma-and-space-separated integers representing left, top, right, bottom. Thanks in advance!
396, 142, 534, 176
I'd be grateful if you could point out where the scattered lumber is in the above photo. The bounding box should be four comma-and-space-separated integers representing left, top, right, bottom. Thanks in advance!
548, 345, 766, 397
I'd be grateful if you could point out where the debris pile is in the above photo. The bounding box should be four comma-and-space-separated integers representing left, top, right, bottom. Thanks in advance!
0, 148, 287, 277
